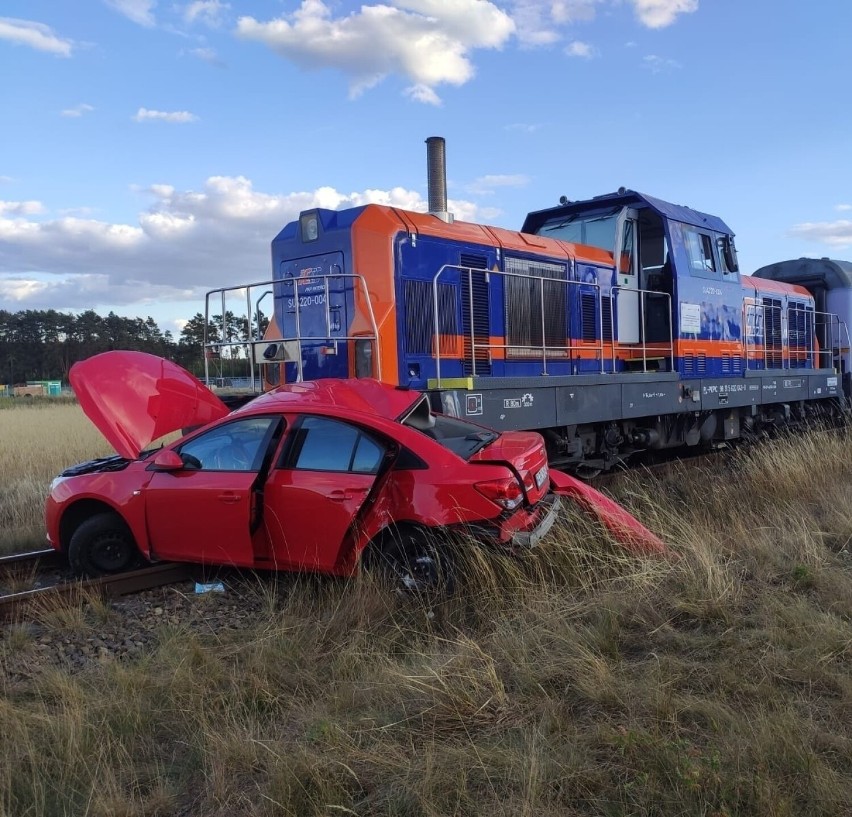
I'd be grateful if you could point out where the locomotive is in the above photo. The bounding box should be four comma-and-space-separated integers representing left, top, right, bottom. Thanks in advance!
205, 139, 851, 473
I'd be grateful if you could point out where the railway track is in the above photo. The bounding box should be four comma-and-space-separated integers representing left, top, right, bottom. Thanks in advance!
0, 549, 195, 623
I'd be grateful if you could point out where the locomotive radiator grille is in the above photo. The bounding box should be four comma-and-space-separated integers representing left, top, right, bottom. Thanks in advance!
503, 256, 568, 358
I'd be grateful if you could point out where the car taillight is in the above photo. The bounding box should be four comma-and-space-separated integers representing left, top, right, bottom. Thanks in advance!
474, 476, 524, 510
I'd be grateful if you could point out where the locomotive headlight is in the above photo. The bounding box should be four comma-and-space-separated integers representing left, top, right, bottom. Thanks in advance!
300, 212, 319, 242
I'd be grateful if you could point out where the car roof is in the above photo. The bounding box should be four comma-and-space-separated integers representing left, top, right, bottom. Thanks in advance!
230, 378, 421, 423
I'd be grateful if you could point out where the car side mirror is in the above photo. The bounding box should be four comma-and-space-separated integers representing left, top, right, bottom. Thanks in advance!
149, 449, 185, 472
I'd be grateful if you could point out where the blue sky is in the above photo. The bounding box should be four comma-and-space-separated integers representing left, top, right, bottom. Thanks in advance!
1, 0, 851, 335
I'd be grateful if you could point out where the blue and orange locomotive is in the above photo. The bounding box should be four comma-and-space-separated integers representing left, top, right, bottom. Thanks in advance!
207, 145, 851, 473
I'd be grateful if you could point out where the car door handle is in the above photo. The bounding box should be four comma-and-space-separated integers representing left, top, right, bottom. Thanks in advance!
217, 492, 241, 504
329, 488, 369, 502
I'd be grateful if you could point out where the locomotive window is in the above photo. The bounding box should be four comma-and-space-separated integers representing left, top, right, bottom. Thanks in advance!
684, 227, 720, 280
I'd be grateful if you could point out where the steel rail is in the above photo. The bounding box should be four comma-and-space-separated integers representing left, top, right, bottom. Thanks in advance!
0, 548, 63, 581
0, 562, 194, 623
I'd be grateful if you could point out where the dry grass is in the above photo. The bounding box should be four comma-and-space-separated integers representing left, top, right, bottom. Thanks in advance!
1, 404, 851, 815
0, 401, 112, 553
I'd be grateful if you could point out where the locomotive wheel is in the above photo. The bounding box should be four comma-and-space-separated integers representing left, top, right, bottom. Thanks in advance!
68, 512, 142, 577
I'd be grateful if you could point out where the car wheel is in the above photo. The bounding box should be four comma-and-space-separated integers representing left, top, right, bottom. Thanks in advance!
68, 512, 142, 577
371, 528, 454, 594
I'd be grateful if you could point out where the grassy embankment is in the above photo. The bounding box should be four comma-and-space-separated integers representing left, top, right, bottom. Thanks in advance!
1, 400, 851, 816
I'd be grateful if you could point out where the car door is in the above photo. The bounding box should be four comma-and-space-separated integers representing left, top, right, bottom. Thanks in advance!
145, 416, 282, 566
264, 415, 386, 571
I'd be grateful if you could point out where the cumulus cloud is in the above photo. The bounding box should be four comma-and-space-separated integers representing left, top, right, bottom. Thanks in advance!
789, 220, 852, 248
835, 204, 852, 212
103, 0, 156, 27
565, 40, 596, 58
0, 177, 485, 311
61, 103, 95, 118
183, 0, 229, 27
631, 0, 698, 28
133, 107, 199, 123
236, 0, 514, 103
0, 17, 74, 56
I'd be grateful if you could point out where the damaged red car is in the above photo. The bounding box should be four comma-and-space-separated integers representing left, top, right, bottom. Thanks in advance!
46, 352, 565, 588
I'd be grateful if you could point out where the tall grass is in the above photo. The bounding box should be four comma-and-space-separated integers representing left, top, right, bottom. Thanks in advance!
1, 405, 851, 815
0, 401, 111, 553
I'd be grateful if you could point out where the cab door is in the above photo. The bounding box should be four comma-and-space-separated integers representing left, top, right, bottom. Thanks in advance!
145, 416, 282, 566
614, 208, 640, 343
263, 415, 387, 571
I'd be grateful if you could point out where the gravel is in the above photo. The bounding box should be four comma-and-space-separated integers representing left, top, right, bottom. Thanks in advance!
1, 575, 277, 686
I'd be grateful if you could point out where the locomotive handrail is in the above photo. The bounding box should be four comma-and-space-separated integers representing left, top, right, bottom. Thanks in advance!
431, 264, 607, 386
609, 287, 674, 373
743, 301, 785, 371
203, 273, 381, 388
742, 301, 847, 372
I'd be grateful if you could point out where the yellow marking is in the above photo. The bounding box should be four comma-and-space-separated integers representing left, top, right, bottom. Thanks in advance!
426, 377, 474, 390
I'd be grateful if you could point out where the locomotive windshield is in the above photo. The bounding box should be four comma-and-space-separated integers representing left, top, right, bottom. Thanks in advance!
536, 208, 619, 252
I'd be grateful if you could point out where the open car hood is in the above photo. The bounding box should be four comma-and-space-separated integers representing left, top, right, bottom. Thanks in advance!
70, 351, 230, 459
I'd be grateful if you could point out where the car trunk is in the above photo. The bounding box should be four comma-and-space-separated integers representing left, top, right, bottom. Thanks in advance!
469, 432, 549, 506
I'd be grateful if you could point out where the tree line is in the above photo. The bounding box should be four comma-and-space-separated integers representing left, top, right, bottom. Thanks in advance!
0, 309, 257, 385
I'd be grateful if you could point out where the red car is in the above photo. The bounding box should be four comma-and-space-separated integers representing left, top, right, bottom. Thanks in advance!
46, 352, 562, 588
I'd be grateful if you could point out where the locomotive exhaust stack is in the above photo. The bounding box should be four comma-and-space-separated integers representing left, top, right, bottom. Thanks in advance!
426, 136, 453, 223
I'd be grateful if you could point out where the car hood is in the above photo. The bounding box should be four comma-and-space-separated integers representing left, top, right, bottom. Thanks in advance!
70, 351, 230, 459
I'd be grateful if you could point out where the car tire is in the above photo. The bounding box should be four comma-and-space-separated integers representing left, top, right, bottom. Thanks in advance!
68, 512, 142, 577
370, 527, 454, 594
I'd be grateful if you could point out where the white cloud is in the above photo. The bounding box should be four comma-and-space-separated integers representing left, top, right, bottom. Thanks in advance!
630, 0, 698, 28
0, 17, 74, 56
504, 122, 542, 133
789, 220, 852, 248
0, 200, 45, 216
510, 0, 601, 45
236, 0, 514, 103
404, 84, 442, 106
467, 174, 530, 195
0, 177, 486, 311
61, 103, 95, 118
186, 46, 224, 66
835, 204, 852, 212
133, 107, 199, 123
183, 0, 229, 27
565, 40, 596, 58
103, 0, 156, 27
643, 53, 681, 73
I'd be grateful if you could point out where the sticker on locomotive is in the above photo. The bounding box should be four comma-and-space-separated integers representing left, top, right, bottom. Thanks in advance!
465, 393, 483, 416
680, 303, 701, 334
503, 393, 534, 410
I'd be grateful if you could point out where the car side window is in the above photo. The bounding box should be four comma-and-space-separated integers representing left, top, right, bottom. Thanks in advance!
177, 416, 280, 472
287, 416, 386, 474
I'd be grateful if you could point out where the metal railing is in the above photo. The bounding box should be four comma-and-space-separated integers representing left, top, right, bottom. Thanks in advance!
430, 265, 679, 386
609, 287, 674, 373
203, 273, 380, 387
742, 302, 850, 372
432, 264, 604, 387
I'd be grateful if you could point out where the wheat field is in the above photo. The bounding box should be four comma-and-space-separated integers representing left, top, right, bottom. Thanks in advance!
1, 401, 851, 816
